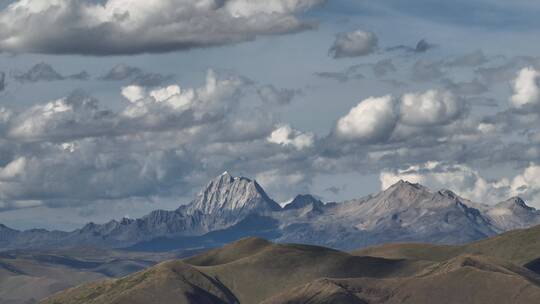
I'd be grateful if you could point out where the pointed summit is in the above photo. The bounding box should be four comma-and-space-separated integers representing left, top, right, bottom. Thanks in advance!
383, 180, 430, 199
371, 179, 458, 211
496, 197, 534, 211
187, 172, 280, 215
387, 180, 426, 191
487, 197, 540, 231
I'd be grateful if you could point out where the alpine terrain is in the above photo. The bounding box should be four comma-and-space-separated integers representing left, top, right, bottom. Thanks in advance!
0, 172, 539, 252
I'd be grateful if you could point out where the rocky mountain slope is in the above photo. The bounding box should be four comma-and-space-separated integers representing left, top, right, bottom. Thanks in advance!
42, 227, 540, 304
1, 172, 540, 251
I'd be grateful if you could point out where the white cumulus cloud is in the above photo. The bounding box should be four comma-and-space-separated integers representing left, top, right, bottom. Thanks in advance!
400, 90, 464, 126
121, 85, 146, 103
335, 95, 397, 142
510, 67, 540, 109
267, 124, 314, 150
329, 30, 378, 58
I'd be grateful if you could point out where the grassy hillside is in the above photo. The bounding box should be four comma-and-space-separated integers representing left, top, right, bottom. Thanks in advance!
191, 240, 427, 303
263, 255, 540, 304
0, 248, 188, 304
42, 225, 540, 304
355, 224, 540, 266
42, 238, 428, 304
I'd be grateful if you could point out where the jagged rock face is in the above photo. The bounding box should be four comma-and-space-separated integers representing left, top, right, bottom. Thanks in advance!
68, 173, 282, 247
187, 172, 280, 216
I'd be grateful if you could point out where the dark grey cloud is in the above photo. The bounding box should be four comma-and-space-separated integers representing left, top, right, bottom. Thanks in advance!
414, 39, 435, 53
99, 64, 143, 81
0, 0, 324, 56
0, 72, 5, 91
324, 186, 343, 195
12, 63, 89, 83
315, 65, 364, 83
132, 73, 174, 87
257, 85, 301, 106
315, 72, 350, 83
387, 39, 436, 53
99, 64, 173, 87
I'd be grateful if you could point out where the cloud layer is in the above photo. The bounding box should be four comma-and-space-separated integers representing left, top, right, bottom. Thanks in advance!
0, 69, 322, 211
380, 162, 540, 205
0, 0, 324, 55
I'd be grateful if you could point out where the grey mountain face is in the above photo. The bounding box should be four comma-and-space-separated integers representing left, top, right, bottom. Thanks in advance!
275, 182, 501, 249
0, 174, 539, 251
485, 197, 540, 232
187, 172, 280, 216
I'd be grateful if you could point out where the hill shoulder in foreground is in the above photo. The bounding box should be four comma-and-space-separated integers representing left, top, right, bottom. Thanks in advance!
42, 224, 540, 304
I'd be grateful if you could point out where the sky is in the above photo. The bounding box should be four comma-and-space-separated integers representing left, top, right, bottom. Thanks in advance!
1, 0, 540, 230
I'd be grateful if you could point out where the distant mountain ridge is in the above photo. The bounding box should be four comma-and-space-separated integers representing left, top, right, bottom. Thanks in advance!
1, 172, 540, 251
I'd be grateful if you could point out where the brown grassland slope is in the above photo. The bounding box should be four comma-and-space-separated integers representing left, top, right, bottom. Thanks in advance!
42, 224, 540, 304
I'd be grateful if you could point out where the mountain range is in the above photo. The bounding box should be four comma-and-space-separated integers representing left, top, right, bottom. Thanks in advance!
1, 172, 540, 251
